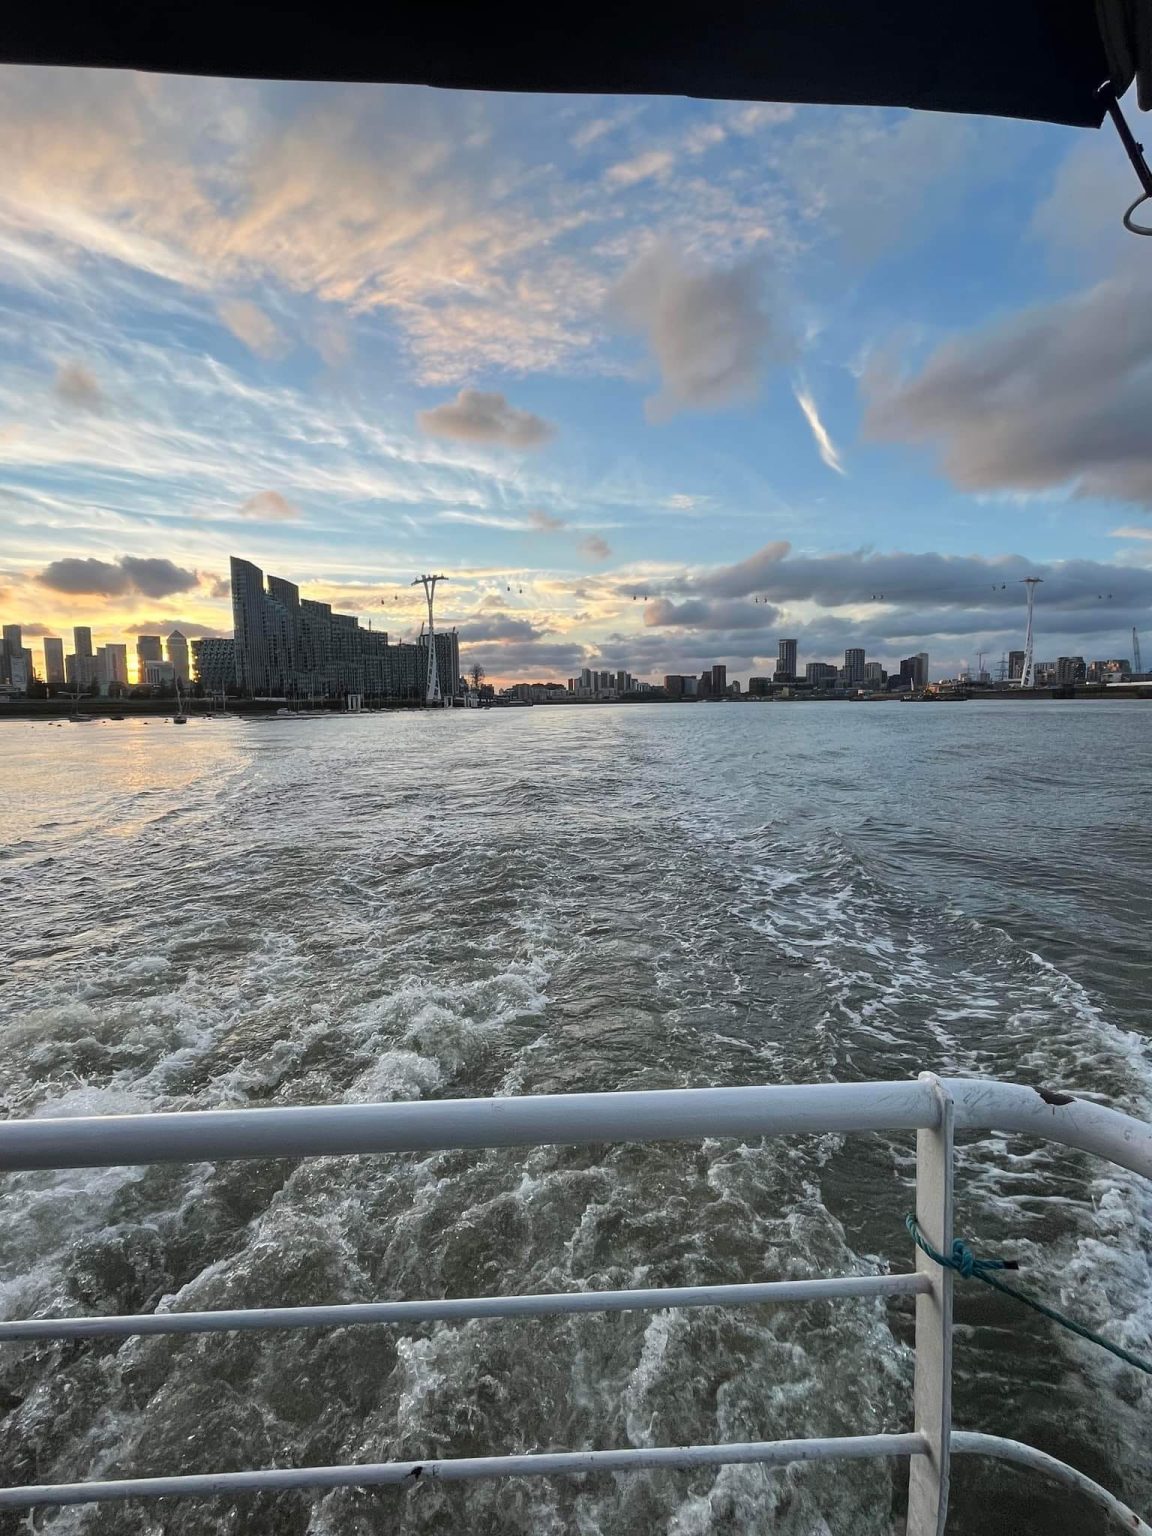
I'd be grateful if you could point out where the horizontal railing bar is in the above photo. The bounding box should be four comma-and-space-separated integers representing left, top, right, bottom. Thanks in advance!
943, 1080, 1152, 1180
1, 1080, 1147, 1179
0, 1433, 928, 1509
952, 1433, 1152, 1535
0, 1273, 929, 1342
0, 1082, 938, 1171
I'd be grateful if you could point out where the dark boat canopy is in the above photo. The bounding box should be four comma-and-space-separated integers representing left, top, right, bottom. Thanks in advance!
1, 1, 1148, 130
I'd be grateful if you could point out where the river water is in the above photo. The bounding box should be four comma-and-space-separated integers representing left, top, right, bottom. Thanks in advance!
0, 700, 1149, 1535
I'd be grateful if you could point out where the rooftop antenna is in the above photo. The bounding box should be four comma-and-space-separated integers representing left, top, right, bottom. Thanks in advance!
1020, 578, 1043, 688
412, 574, 448, 706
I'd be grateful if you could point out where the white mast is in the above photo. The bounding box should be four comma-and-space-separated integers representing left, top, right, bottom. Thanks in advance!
1019, 578, 1042, 688
412, 574, 448, 706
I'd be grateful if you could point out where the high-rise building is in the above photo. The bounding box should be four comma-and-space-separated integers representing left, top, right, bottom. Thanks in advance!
192, 638, 237, 693
1, 627, 30, 691
136, 635, 162, 684
711, 664, 727, 697
843, 648, 866, 685
231, 555, 458, 701
864, 661, 885, 686
917, 652, 930, 686
70, 627, 97, 689
97, 644, 129, 689
166, 630, 190, 683
806, 662, 838, 686
1056, 656, 1085, 685
1, 625, 21, 687
1008, 649, 1025, 681
776, 638, 798, 682
143, 660, 176, 686
43, 636, 65, 688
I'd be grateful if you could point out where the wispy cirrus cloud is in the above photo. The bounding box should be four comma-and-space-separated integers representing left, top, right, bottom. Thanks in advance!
793, 380, 845, 475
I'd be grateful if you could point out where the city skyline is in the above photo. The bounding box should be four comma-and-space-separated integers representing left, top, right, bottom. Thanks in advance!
3, 68, 1152, 684
2, 589, 1142, 698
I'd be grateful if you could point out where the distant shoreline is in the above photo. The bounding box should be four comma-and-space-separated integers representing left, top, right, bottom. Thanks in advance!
3, 688, 1151, 719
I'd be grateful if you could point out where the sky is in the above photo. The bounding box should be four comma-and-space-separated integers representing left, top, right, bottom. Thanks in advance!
2, 65, 1152, 683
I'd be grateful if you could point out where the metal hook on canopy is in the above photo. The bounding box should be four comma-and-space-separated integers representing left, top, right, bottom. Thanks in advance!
1098, 81, 1152, 235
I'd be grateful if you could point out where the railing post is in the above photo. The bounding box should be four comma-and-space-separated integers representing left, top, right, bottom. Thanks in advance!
907, 1072, 954, 1536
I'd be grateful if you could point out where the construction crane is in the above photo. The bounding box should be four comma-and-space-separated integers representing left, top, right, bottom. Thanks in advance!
1134, 626, 1143, 677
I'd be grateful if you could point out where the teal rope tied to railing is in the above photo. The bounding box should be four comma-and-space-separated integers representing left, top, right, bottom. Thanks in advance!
905, 1214, 1152, 1377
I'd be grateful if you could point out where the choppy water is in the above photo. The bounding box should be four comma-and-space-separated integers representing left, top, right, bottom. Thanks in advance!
1, 700, 1150, 1535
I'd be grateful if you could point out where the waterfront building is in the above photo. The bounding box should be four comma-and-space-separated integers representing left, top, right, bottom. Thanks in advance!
776, 639, 798, 682
43, 637, 65, 688
843, 648, 866, 685
231, 555, 459, 702
143, 660, 176, 686
136, 636, 163, 685
1, 625, 27, 689
166, 630, 190, 683
192, 638, 237, 693
96, 644, 129, 689
68, 625, 96, 688
747, 677, 772, 696
1056, 656, 1086, 685
1008, 649, 1025, 680
864, 661, 885, 687
805, 662, 838, 686
711, 664, 727, 697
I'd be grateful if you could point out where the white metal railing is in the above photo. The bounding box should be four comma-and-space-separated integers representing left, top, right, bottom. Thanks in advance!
0, 1073, 1149, 1532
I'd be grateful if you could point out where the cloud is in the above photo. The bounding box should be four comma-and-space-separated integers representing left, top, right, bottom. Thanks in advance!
217, 300, 290, 360
528, 509, 567, 532
461, 638, 587, 679
581, 535, 612, 561
8, 621, 52, 636
570, 107, 643, 150
793, 382, 845, 475
206, 575, 232, 599
456, 615, 550, 642
54, 361, 104, 412
37, 555, 199, 598
644, 597, 781, 630
418, 389, 555, 449
611, 247, 792, 420
726, 103, 797, 135
436, 510, 532, 530
126, 620, 229, 638
1111, 526, 1152, 541
626, 544, 1152, 669
692, 542, 792, 598
864, 275, 1152, 506
603, 150, 676, 189
238, 490, 300, 520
